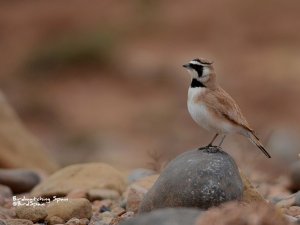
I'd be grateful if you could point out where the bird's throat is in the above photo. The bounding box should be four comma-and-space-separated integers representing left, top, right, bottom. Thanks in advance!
190, 79, 206, 88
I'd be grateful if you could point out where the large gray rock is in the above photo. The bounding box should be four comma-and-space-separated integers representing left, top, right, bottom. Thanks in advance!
120, 208, 202, 225
139, 147, 243, 212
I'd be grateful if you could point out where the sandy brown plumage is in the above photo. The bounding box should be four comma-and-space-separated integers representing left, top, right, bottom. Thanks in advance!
194, 87, 250, 131
184, 58, 271, 158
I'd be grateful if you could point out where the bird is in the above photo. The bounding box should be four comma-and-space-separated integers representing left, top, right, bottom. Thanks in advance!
182, 58, 271, 158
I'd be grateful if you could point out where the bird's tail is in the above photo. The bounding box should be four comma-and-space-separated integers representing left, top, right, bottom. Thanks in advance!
247, 131, 271, 158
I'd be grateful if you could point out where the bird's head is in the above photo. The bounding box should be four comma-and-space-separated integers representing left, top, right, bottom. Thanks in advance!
183, 58, 214, 83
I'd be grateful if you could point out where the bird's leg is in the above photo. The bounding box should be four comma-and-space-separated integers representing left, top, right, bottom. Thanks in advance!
206, 133, 219, 147
207, 133, 219, 147
199, 133, 219, 150
218, 135, 226, 147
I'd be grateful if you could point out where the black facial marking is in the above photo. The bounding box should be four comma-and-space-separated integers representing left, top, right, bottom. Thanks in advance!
193, 58, 213, 65
190, 79, 206, 88
189, 63, 203, 77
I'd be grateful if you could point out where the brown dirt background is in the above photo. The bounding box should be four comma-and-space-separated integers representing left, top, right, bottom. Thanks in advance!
0, 0, 299, 174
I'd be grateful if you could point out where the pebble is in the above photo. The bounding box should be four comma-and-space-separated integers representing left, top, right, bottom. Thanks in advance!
276, 196, 295, 208
46, 216, 64, 225
92, 200, 112, 213
284, 206, 300, 217
32, 163, 126, 198
284, 215, 299, 223
125, 175, 158, 213
195, 202, 290, 225
65, 218, 89, 225
111, 206, 125, 216
275, 192, 300, 208
0, 169, 41, 194
110, 212, 134, 225
126, 185, 147, 213
88, 213, 102, 225
46, 198, 92, 222
15, 206, 47, 222
99, 205, 110, 213
99, 211, 113, 224
1, 219, 34, 225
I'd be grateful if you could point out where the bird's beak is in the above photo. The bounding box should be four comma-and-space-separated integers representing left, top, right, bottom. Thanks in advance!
183, 64, 190, 68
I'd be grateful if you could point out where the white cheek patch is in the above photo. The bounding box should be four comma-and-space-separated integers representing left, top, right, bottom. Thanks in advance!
202, 67, 210, 76
198, 67, 210, 82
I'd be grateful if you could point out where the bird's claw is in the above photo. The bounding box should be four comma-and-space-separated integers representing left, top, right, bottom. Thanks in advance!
198, 145, 218, 150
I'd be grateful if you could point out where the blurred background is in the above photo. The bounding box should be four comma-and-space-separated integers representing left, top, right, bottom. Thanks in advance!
0, 0, 300, 177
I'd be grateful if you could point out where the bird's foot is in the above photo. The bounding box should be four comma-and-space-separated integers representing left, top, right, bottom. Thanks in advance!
198, 144, 218, 150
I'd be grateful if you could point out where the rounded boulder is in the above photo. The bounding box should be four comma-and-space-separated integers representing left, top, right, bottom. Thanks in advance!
139, 147, 243, 212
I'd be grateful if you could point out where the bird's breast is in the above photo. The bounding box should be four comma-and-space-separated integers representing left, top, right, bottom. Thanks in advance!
188, 87, 206, 101
187, 87, 214, 130
187, 101, 213, 130
187, 87, 240, 134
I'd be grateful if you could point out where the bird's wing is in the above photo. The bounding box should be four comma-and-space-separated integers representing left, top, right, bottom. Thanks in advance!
203, 88, 270, 158
205, 87, 253, 132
